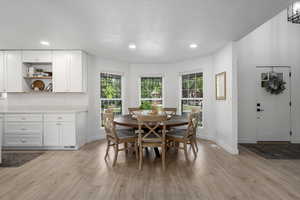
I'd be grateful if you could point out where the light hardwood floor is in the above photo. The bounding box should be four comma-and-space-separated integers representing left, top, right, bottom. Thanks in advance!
1, 140, 300, 200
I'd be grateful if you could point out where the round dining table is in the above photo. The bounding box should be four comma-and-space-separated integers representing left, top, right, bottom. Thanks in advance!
114, 114, 189, 128
114, 114, 189, 157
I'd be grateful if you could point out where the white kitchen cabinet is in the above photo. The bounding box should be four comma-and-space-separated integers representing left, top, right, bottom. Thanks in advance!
60, 122, 76, 146
53, 51, 87, 93
0, 51, 23, 92
22, 51, 52, 63
44, 122, 60, 146
3, 114, 43, 147
44, 122, 76, 147
2, 112, 87, 150
52, 51, 68, 92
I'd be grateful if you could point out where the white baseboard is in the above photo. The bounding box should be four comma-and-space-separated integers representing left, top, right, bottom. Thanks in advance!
217, 140, 239, 155
87, 134, 105, 142
198, 134, 215, 141
238, 138, 257, 144
291, 139, 300, 144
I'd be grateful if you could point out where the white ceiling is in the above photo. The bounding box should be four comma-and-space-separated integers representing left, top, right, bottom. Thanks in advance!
0, 0, 288, 63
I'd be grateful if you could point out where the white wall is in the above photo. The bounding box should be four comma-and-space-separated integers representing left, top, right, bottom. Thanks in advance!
0, 46, 239, 154
237, 10, 300, 143
87, 55, 130, 141
212, 43, 238, 154
129, 56, 216, 141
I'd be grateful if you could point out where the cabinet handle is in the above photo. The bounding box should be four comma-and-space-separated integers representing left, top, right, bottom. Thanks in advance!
21, 128, 27, 131
58, 117, 62, 119
21, 117, 26, 120
56, 123, 61, 125
21, 139, 26, 143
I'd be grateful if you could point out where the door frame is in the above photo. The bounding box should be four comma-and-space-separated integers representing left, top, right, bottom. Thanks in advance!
256, 66, 292, 142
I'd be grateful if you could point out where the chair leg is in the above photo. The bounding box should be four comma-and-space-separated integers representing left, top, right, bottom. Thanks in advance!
104, 140, 110, 159
113, 144, 119, 167
191, 141, 197, 159
135, 141, 138, 160
139, 145, 143, 170
194, 138, 199, 152
124, 142, 128, 153
162, 145, 166, 171
183, 141, 188, 161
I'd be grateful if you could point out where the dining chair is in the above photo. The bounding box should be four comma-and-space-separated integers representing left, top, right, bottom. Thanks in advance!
167, 112, 199, 160
103, 112, 138, 166
136, 114, 168, 170
162, 108, 177, 116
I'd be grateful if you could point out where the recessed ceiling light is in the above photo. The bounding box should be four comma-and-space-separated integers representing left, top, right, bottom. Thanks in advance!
189, 43, 198, 49
128, 43, 136, 50
40, 41, 50, 46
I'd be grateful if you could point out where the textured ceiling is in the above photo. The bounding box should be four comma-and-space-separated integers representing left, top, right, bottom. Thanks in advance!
0, 0, 288, 63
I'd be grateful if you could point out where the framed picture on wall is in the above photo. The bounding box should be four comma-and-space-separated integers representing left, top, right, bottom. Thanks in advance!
215, 72, 226, 100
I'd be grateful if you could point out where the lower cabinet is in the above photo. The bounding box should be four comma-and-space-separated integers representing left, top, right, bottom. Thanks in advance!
44, 122, 76, 147
2, 112, 87, 150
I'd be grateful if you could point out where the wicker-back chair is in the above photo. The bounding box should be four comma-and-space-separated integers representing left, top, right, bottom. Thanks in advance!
137, 114, 168, 170
167, 112, 199, 160
162, 108, 177, 116
103, 112, 138, 166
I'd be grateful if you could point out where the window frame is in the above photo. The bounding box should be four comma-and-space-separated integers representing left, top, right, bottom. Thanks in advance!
139, 74, 164, 107
179, 70, 204, 127
99, 71, 125, 127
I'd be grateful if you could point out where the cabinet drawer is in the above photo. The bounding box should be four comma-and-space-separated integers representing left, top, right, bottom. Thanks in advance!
22, 51, 52, 63
5, 114, 43, 122
4, 135, 42, 146
5, 122, 42, 134
44, 114, 75, 122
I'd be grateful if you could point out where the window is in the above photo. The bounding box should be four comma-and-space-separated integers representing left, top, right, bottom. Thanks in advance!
140, 77, 163, 108
181, 72, 203, 127
100, 73, 122, 126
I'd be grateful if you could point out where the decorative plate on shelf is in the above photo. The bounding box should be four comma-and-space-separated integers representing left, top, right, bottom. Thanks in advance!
31, 80, 45, 91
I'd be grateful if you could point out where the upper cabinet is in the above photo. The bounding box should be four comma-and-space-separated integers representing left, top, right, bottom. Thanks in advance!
0, 51, 23, 92
0, 50, 87, 93
22, 51, 52, 63
53, 51, 87, 93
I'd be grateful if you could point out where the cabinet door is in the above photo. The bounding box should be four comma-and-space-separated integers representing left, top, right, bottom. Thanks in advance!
22, 51, 52, 63
69, 51, 83, 92
53, 51, 68, 92
60, 122, 76, 146
0, 52, 5, 92
44, 122, 60, 146
5, 51, 23, 92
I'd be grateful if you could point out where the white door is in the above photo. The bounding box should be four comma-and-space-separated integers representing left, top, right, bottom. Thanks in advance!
53, 51, 68, 92
5, 51, 23, 92
44, 122, 60, 146
60, 122, 76, 146
0, 52, 5, 92
69, 51, 83, 92
256, 67, 291, 141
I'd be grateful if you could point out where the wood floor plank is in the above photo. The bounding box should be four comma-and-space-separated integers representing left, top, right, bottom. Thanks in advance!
0, 140, 300, 200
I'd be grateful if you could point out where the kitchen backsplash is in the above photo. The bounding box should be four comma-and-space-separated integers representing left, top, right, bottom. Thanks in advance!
0, 93, 88, 107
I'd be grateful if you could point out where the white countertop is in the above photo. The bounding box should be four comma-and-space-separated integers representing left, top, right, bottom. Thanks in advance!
0, 106, 88, 113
